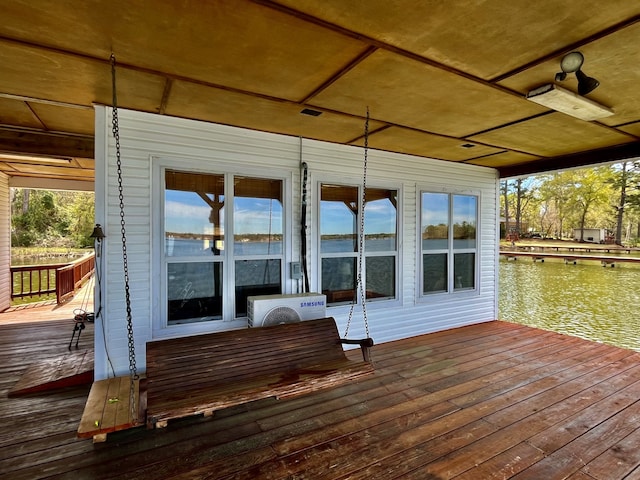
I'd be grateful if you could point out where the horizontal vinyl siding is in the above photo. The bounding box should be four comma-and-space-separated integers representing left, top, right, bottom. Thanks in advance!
95, 107, 499, 379
0, 173, 10, 312
303, 140, 498, 344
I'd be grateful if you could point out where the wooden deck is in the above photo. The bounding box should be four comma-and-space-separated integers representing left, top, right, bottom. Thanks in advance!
0, 278, 94, 325
2, 318, 640, 479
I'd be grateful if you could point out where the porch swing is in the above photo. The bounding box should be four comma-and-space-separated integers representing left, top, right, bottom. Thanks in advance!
77, 54, 144, 442
78, 56, 374, 441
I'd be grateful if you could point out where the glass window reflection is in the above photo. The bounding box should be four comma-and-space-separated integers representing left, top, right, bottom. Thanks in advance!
165, 171, 224, 257
234, 177, 283, 255
422, 192, 449, 250
321, 184, 358, 253
423, 253, 447, 294
322, 257, 356, 304
366, 256, 395, 300
453, 195, 477, 249
365, 188, 397, 252
167, 262, 222, 324
454, 253, 475, 290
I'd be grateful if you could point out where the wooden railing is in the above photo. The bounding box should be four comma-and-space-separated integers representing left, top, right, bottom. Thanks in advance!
55, 253, 95, 304
10, 253, 95, 304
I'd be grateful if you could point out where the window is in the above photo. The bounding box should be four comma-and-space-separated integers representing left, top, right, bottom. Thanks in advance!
162, 170, 284, 325
233, 176, 283, 317
420, 191, 477, 295
320, 183, 398, 306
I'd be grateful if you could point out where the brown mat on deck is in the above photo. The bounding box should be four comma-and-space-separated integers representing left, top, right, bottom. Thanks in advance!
8, 349, 94, 397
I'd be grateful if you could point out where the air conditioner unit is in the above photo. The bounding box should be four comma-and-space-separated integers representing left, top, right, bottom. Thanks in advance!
247, 293, 326, 328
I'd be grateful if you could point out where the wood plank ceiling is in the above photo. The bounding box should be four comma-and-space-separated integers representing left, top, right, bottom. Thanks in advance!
0, 0, 639, 184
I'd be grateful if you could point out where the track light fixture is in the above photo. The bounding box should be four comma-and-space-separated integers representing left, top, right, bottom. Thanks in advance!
555, 51, 600, 95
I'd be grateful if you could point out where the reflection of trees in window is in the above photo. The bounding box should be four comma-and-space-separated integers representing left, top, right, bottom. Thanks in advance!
421, 192, 478, 295
320, 184, 398, 305
424, 224, 448, 239
453, 221, 476, 240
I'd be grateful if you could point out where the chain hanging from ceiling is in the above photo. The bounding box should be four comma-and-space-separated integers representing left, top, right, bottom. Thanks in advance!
110, 53, 139, 423
344, 107, 371, 341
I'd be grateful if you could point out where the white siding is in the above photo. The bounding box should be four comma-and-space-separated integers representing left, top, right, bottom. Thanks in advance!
95, 107, 499, 379
0, 172, 10, 312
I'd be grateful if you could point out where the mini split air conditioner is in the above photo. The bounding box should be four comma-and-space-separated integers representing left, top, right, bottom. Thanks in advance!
247, 293, 326, 328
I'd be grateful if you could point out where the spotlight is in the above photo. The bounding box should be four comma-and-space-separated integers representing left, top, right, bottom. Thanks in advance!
555, 51, 600, 96
576, 70, 599, 96
559, 52, 584, 74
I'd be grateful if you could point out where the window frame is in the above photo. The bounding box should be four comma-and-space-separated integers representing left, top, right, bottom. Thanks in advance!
418, 186, 480, 300
315, 176, 402, 311
151, 156, 292, 338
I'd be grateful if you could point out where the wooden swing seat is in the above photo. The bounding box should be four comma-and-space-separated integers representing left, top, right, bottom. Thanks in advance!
145, 317, 373, 428
77, 375, 145, 442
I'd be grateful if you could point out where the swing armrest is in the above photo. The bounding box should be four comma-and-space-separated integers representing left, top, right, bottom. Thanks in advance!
340, 337, 374, 363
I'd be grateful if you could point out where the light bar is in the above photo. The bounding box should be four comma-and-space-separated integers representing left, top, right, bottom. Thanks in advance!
0, 153, 72, 165
526, 84, 614, 121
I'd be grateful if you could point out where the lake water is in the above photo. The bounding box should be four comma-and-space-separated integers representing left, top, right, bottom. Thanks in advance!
11, 254, 86, 267
499, 257, 640, 352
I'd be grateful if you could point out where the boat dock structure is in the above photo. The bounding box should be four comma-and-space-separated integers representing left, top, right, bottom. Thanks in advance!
500, 247, 640, 267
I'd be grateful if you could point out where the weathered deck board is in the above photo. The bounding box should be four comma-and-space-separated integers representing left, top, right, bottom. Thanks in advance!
2, 318, 640, 479
8, 349, 93, 396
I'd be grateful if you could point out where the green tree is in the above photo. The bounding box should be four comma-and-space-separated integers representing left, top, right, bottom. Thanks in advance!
11, 189, 59, 246
608, 161, 640, 245
565, 167, 613, 242
10, 188, 94, 248
501, 178, 533, 237
537, 172, 572, 238
67, 192, 95, 247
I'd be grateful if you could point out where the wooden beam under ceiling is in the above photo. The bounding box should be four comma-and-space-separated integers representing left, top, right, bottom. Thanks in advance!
498, 141, 640, 178
0, 128, 94, 159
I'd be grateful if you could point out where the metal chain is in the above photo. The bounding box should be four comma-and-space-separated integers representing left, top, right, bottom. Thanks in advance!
111, 54, 139, 423
345, 108, 370, 339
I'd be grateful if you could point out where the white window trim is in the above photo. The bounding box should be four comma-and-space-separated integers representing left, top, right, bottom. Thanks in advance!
417, 185, 481, 302
150, 155, 292, 338
313, 174, 403, 314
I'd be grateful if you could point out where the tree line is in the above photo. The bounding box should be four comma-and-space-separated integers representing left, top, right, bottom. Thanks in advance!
10, 189, 95, 248
501, 161, 640, 245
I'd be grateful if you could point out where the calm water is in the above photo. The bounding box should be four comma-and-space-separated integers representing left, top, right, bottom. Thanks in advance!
499, 257, 640, 351
11, 254, 84, 267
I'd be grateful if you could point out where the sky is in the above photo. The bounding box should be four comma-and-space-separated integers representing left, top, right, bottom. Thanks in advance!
165, 190, 282, 235
320, 198, 397, 235
166, 189, 476, 238
166, 189, 397, 236
421, 192, 477, 227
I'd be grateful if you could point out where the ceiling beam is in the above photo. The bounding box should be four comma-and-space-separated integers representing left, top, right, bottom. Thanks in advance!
0, 128, 94, 159
498, 141, 640, 178
9, 176, 94, 191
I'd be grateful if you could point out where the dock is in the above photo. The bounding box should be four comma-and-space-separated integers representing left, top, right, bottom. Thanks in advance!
509, 244, 638, 254
500, 250, 640, 267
